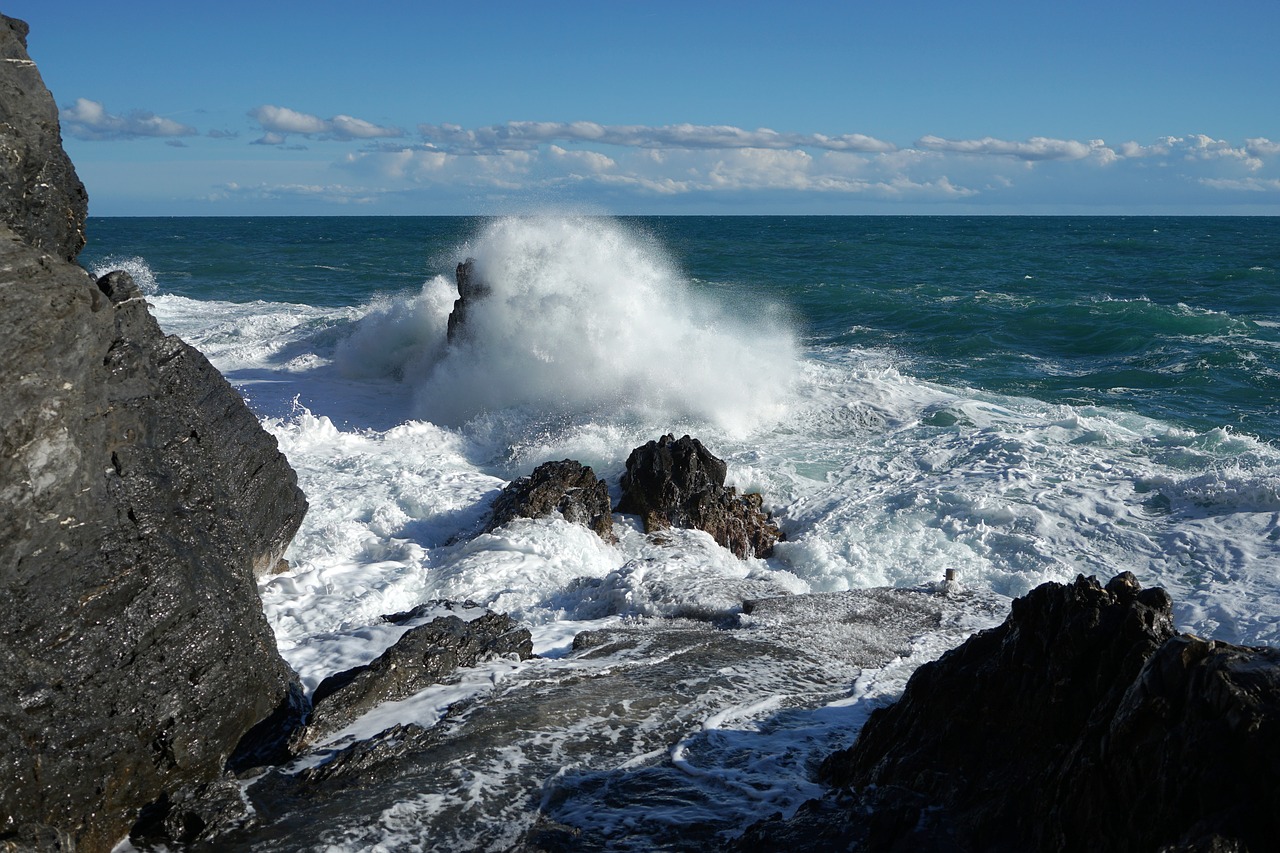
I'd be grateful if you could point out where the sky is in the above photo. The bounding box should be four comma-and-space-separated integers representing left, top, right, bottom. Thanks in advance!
7, 0, 1280, 216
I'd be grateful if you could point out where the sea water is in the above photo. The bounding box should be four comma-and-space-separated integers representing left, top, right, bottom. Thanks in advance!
85, 215, 1280, 850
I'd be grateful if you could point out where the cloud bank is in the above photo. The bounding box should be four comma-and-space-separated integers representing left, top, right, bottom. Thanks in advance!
60, 98, 197, 141
249, 105, 403, 144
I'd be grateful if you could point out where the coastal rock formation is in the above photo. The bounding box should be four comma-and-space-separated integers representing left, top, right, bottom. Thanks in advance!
486, 459, 614, 541
0, 15, 87, 262
297, 603, 534, 747
446, 256, 490, 344
0, 16, 308, 851
616, 434, 782, 558
738, 573, 1280, 852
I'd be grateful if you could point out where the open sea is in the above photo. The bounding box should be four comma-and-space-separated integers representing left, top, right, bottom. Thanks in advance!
83, 215, 1280, 851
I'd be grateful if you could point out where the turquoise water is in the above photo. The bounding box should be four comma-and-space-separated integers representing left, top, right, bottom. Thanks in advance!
83, 216, 1280, 441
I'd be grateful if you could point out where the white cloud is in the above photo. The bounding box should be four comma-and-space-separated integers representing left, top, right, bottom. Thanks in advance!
1200, 176, 1280, 192
915, 134, 1105, 162
418, 121, 896, 154
249, 104, 403, 143
60, 98, 197, 141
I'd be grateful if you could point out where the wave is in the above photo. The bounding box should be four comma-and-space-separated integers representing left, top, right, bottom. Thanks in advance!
87, 254, 159, 294
335, 216, 799, 435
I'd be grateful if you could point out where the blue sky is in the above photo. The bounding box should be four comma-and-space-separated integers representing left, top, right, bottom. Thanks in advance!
8, 0, 1280, 215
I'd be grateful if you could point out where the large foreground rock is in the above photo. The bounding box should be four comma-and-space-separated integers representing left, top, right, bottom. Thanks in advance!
617, 434, 782, 558
0, 17, 308, 850
738, 573, 1280, 852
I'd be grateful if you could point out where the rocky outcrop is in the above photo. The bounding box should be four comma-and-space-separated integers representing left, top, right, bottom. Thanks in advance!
737, 573, 1280, 852
0, 16, 308, 851
0, 15, 87, 262
298, 603, 534, 747
616, 434, 782, 558
446, 257, 489, 344
486, 459, 614, 541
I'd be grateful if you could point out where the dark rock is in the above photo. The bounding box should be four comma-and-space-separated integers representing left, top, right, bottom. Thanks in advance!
298, 607, 534, 746
616, 434, 782, 558
0, 15, 87, 261
486, 459, 614, 541
446, 257, 490, 344
738, 573, 1280, 853
0, 22, 309, 846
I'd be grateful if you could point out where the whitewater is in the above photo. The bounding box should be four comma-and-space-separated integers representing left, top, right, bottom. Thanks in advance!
91, 214, 1280, 850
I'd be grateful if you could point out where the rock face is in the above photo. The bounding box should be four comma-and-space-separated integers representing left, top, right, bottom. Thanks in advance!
446, 257, 489, 344
0, 15, 87, 262
738, 573, 1280, 852
616, 434, 782, 558
486, 459, 614, 541
0, 17, 308, 851
299, 603, 534, 746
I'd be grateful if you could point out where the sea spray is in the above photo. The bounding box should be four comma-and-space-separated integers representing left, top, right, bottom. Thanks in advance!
337, 216, 799, 435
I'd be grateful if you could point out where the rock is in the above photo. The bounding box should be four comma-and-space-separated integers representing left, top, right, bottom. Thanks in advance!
0, 15, 87, 261
299, 604, 534, 746
616, 434, 782, 558
738, 573, 1280, 852
0, 18, 309, 848
446, 257, 490, 344
486, 459, 614, 541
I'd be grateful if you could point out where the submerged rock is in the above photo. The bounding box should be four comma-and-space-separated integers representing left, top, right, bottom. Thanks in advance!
0, 16, 308, 850
616, 434, 782, 558
486, 459, 614, 541
738, 573, 1280, 852
298, 604, 534, 747
446, 256, 490, 344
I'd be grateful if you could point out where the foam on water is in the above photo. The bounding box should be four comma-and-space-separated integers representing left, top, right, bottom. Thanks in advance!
88, 255, 159, 294
123, 214, 1280, 847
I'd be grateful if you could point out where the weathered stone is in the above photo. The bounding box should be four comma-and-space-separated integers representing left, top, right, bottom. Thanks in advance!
0, 15, 87, 261
738, 573, 1280, 853
446, 256, 490, 344
616, 434, 782, 558
299, 605, 534, 747
486, 459, 614, 541
0, 19, 309, 847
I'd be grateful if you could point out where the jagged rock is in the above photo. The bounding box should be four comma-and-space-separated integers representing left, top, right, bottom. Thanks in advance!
616, 434, 782, 558
0, 18, 309, 849
737, 573, 1280, 853
446, 256, 490, 344
298, 604, 534, 747
0, 15, 87, 262
486, 459, 614, 541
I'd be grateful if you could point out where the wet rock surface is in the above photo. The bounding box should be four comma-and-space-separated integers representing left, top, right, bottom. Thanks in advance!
738, 573, 1280, 853
617, 434, 782, 558
190, 587, 1004, 852
298, 605, 535, 747
485, 458, 614, 541
0, 16, 308, 850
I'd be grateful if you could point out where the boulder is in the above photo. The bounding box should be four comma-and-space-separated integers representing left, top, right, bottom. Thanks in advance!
446, 256, 490, 344
0, 15, 87, 262
737, 573, 1280, 852
486, 459, 614, 541
616, 434, 782, 558
298, 603, 534, 746
0, 17, 308, 850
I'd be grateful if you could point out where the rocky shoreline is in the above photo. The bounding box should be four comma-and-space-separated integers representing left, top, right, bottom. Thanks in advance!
2, 13, 1278, 852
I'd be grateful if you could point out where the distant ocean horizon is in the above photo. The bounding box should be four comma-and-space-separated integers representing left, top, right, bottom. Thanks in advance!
84, 214, 1280, 848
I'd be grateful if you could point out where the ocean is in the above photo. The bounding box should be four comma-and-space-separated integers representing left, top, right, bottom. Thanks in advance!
84, 215, 1280, 850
